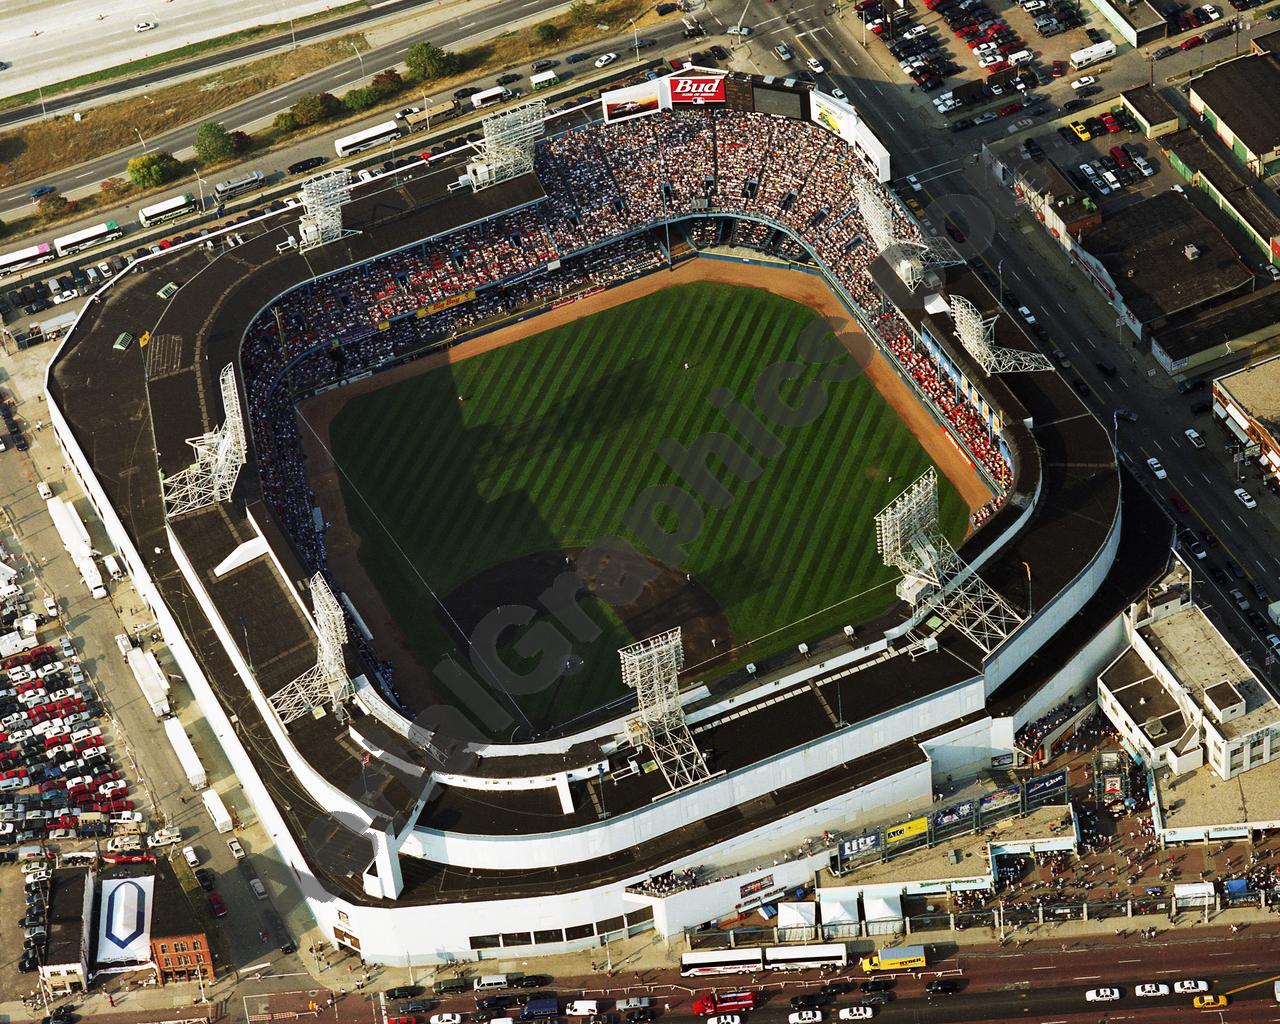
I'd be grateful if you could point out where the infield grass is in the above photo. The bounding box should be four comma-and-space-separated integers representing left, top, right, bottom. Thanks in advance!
328, 281, 969, 735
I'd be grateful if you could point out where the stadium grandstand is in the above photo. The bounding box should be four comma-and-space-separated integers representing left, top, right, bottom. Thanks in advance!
45, 69, 1172, 962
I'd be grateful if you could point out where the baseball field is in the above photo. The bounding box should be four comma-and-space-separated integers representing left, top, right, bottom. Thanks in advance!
326, 281, 968, 735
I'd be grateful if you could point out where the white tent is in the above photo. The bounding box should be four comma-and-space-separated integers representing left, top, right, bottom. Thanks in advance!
1174, 881, 1215, 909
778, 902, 817, 928
96, 876, 154, 965
818, 892, 861, 929
863, 893, 904, 935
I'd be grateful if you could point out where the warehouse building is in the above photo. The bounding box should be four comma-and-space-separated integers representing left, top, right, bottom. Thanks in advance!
1187, 54, 1280, 178
1072, 190, 1254, 337
1121, 85, 1183, 140
1151, 288, 1280, 379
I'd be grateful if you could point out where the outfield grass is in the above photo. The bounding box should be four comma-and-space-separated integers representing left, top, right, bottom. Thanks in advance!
329, 282, 968, 733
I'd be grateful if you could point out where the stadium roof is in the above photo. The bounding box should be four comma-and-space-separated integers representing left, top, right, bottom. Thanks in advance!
49, 113, 1150, 906
1080, 190, 1253, 324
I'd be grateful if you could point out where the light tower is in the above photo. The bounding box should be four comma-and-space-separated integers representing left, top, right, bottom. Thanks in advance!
951, 294, 1052, 374
298, 169, 357, 252
620, 628, 711, 793
269, 574, 353, 725
856, 178, 963, 290
161, 364, 247, 518
875, 469, 1023, 654
462, 99, 546, 192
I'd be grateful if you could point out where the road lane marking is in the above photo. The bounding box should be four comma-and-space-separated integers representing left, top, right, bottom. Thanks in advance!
1074, 976, 1102, 980
1118, 959, 1140, 963
1032, 966, 1054, 970
1224, 971, 1280, 996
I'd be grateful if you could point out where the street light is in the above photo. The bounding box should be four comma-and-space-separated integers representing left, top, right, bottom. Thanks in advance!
193, 170, 206, 212
627, 16, 640, 63
133, 127, 150, 154
350, 42, 366, 83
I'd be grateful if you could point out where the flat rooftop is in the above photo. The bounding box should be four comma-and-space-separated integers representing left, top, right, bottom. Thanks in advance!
825, 803, 1074, 890
1161, 129, 1280, 238
1154, 286, 1280, 362
1080, 190, 1253, 323
1121, 85, 1180, 129
1139, 606, 1280, 741
1217, 353, 1280, 441
1156, 755, 1280, 831
1101, 645, 1188, 745
1190, 54, 1280, 160
46, 867, 88, 966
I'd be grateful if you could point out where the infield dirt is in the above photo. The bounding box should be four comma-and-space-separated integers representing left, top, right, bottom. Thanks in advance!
298, 259, 990, 718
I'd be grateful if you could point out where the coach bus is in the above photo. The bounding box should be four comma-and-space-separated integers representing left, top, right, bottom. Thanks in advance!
470, 86, 511, 111
680, 948, 764, 977
53, 220, 123, 259
213, 169, 264, 202
763, 944, 849, 972
0, 242, 55, 278
138, 193, 199, 229
334, 120, 403, 157
402, 100, 458, 132
530, 70, 560, 90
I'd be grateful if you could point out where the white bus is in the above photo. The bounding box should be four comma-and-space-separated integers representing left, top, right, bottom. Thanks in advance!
213, 169, 264, 202
470, 86, 511, 110
1069, 39, 1116, 69
679, 948, 765, 977
53, 220, 123, 259
0, 242, 55, 278
334, 120, 403, 157
530, 70, 559, 90
763, 944, 849, 971
138, 193, 199, 228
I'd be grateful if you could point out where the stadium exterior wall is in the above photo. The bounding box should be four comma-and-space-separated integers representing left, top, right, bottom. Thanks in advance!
403, 677, 983, 870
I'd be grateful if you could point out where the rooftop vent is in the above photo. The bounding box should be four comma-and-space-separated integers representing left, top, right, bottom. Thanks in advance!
1143, 716, 1167, 740
1184, 244, 1201, 260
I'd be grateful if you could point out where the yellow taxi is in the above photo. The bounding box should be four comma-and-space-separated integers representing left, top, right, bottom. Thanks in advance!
1070, 120, 1092, 141
1193, 995, 1229, 1009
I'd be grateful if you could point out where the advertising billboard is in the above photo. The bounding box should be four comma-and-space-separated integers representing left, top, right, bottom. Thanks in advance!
807, 90, 892, 183
1026, 769, 1067, 801
602, 80, 664, 123
669, 74, 726, 105
740, 873, 775, 899
980, 785, 1021, 814
884, 816, 928, 845
933, 800, 975, 829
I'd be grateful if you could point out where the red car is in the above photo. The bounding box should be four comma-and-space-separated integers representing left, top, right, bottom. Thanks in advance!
1100, 113, 1121, 133
1181, 34, 1203, 48
1170, 494, 1190, 513
1052, 59, 1067, 76
998, 102, 1024, 116
75, 737, 103, 751
986, 60, 1010, 73
208, 892, 228, 918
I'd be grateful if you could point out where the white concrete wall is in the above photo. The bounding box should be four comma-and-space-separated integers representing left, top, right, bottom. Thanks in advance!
403, 678, 984, 870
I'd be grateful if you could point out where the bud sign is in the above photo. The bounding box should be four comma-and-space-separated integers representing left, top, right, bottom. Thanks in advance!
669, 75, 726, 104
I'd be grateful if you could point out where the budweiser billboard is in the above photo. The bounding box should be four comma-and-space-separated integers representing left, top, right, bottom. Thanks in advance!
669, 75, 726, 104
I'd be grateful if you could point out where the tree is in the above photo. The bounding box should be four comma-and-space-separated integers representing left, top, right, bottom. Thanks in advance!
36, 194, 74, 222
535, 22, 561, 43
99, 176, 130, 201
229, 130, 253, 154
273, 110, 299, 133
126, 151, 183, 189
290, 91, 340, 126
568, 0, 596, 26
405, 40, 462, 80
370, 68, 403, 98
194, 121, 235, 164
342, 86, 378, 113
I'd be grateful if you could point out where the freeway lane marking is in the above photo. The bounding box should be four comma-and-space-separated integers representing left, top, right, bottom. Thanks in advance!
1074, 976, 1102, 980
1224, 971, 1280, 997
1118, 959, 1141, 963
1032, 966, 1054, 970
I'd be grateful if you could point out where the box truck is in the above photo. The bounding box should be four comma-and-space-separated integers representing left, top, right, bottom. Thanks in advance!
202, 788, 233, 833
163, 716, 208, 790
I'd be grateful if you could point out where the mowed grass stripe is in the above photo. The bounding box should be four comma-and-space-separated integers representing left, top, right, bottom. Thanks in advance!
328, 281, 972, 730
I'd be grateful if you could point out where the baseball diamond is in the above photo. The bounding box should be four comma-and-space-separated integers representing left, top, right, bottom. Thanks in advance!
320, 281, 969, 735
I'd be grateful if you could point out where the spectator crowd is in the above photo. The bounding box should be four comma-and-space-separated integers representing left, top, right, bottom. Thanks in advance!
240, 106, 1015, 706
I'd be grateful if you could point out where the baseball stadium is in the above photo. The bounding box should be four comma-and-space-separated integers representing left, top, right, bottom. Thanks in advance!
46, 68, 1173, 962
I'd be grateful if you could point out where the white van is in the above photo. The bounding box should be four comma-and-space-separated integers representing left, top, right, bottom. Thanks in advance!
566, 1003, 599, 1017
1007, 49, 1033, 65
36, 482, 53, 499
474, 975, 514, 992
103, 554, 123, 581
